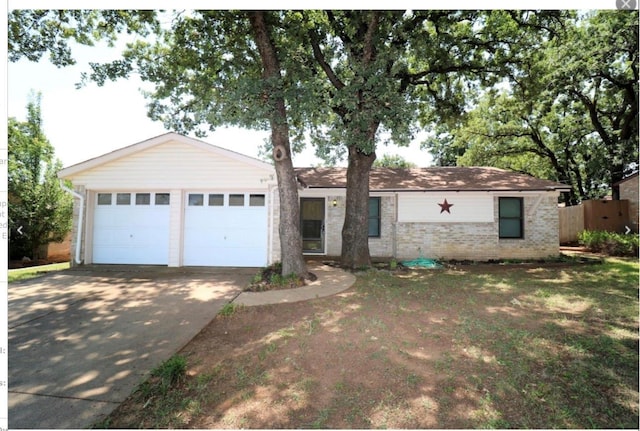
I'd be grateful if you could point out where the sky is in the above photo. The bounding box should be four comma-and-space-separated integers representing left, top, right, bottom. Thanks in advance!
5, 0, 623, 170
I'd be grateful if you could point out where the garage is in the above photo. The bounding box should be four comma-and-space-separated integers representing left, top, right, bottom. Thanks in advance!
183, 192, 268, 266
58, 133, 277, 267
92, 192, 171, 264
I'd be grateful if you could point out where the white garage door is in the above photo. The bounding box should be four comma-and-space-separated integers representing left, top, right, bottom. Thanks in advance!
183, 193, 268, 267
93, 192, 170, 265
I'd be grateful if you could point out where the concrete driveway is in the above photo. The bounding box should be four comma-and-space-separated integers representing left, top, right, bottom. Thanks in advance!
8, 266, 254, 429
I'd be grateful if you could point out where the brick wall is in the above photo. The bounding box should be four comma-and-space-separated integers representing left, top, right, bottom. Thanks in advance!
323, 195, 396, 258
496, 194, 559, 259
325, 195, 345, 256
275, 191, 560, 263
395, 222, 498, 260
269, 187, 281, 264
395, 194, 560, 261
369, 195, 396, 257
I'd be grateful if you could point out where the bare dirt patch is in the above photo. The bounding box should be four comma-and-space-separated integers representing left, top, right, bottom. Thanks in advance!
102, 260, 639, 429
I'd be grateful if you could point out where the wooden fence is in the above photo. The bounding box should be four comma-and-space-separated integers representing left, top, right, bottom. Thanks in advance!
558, 200, 630, 244
44, 233, 72, 261
559, 204, 584, 244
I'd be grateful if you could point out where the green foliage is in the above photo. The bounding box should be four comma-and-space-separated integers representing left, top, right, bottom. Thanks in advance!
8, 93, 73, 260
219, 303, 242, 317
148, 355, 187, 395
426, 11, 638, 205
113, 354, 191, 428
9, 9, 309, 277
578, 230, 639, 257
373, 154, 417, 168
8, 10, 159, 67
49, 10, 569, 164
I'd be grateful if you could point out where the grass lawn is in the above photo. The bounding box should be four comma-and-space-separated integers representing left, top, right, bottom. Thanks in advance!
8, 262, 70, 283
99, 258, 639, 429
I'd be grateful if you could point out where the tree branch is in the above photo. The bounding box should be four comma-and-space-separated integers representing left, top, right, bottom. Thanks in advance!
572, 89, 614, 147
307, 28, 344, 90
362, 11, 379, 65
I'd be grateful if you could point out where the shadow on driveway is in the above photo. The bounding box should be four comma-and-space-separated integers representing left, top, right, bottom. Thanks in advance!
8, 266, 254, 429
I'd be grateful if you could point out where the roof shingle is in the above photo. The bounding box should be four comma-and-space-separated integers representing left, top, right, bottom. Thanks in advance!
294, 167, 570, 192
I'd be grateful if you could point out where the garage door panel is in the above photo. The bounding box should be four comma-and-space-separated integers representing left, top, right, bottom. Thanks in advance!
93, 193, 170, 265
93, 228, 129, 246
184, 244, 266, 267
221, 228, 267, 247
183, 193, 267, 267
93, 246, 168, 265
182, 231, 225, 247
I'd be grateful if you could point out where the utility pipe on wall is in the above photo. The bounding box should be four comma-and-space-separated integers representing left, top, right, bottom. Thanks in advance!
59, 181, 84, 265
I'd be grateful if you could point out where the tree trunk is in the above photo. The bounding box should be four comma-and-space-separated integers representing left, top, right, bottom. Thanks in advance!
248, 11, 307, 278
341, 145, 376, 269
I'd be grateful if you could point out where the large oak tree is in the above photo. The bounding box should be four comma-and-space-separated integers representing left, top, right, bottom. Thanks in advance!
426, 10, 638, 203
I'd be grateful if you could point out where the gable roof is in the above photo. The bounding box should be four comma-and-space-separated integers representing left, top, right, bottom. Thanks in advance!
58, 132, 273, 179
295, 167, 571, 192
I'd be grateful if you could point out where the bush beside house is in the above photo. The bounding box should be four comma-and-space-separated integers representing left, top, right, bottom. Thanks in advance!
578, 230, 639, 257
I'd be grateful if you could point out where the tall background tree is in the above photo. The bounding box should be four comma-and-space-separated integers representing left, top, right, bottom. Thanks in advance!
373, 154, 417, 168
8, 93, 73, 260
425, 10, 638, 203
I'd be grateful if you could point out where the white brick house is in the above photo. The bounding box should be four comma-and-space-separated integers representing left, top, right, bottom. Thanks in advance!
295, 167, 570, 261
59, 133, 570, 267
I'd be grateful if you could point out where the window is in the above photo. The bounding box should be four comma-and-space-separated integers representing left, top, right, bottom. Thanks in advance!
208, 194, 224, 206
155, 193, 170, 205
499, 197, 524, 239
368, 197, 381, 237
188, 194, 204, 206
135, 193, 151, 205
116, 193, 131, 205
229, 194, 245, 206
97, 193, 112, 205
249, 194, 265, 207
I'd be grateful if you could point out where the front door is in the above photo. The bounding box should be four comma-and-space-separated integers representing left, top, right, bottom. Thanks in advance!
301, 198, 325, 253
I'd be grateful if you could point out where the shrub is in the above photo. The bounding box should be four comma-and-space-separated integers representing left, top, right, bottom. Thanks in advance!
578, 230, 639, 257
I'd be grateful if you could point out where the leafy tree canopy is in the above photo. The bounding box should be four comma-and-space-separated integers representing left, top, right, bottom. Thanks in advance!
8, 9, 159, 67
8, 93, 73, 260
373, 154, 417, 168
425, 10, 638, 203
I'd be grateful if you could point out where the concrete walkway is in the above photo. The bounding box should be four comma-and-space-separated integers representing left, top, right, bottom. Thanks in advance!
233, 261, 356, 307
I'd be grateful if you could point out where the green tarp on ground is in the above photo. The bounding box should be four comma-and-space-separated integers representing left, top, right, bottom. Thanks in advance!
401, 257, 442, 268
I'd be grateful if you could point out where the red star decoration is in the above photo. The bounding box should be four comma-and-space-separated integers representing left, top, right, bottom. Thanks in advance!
438, 198, 454, 214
